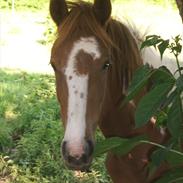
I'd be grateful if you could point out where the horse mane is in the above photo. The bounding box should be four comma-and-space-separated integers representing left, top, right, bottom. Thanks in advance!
57, 0, 143, 92
106, 20, 143, 92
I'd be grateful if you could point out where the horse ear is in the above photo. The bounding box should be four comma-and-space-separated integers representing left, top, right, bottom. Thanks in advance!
93, 0, 112, 25
49, 0, 69, 26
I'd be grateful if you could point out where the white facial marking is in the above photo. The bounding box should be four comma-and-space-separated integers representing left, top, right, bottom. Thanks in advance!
64, 37, 101, 155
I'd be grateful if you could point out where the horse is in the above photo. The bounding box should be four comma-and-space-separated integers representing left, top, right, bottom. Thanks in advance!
49, 0, 170, 182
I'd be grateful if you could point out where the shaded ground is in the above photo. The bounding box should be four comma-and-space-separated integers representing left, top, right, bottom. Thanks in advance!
0, 1, 182, 74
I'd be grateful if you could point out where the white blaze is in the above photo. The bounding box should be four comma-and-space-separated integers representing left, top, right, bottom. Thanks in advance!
63, 37, 101, 153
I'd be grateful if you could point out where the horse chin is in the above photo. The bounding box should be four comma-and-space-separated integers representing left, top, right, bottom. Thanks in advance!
61, 139, 95, 172
64, 157, 93, 172
66, 163, 91, 173
67, 164, 91, 172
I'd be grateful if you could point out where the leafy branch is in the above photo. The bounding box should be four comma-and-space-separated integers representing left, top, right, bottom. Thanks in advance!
95, 35, 183, 182
141, 35, 183, 76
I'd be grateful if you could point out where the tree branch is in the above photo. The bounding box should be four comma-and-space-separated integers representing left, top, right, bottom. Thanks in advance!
176, 0, 183, 23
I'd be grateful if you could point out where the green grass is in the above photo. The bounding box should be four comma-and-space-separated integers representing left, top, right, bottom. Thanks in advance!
0, 69, 111, 183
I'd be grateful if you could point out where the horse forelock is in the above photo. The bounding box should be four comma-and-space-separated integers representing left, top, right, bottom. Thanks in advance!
56, 1, 114, 49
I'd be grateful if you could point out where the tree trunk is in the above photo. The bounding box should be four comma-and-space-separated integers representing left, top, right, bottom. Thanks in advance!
176, 0, 183, 22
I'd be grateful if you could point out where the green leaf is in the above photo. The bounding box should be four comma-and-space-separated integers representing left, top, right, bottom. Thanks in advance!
141, 35, 162, 50
150, 66, 175, 109
156, 111, 168, 126
124, 65, 152, 105
151, 66, 175, 85
172, 43, 182, 54
158, 40, 169, 60
176, 75, 183, 92
94, 136, 147, 157
151, 148, 168, 167
124, 65, 175, 107
167, 95, 183, 138
142, 141, 183, 179
94, 137, 127, 157
141, 140, 183, 157
170, 35, 182, 56
135, 83, 174, 127
167, 147, 183, 166
161, 89, 177, 109
154, 168, 183, 183
150, 142, 182, 168
113, 135, 148, 155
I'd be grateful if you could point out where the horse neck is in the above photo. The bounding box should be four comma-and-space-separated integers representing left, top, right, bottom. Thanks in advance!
99, 71, 137, 138
99, 72, 159, 140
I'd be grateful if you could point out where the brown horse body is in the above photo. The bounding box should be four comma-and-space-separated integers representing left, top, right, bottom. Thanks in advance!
99, 85, 169, 182
50, 0, 170, 182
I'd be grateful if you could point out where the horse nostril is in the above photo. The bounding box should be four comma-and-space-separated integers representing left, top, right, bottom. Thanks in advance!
67, 153, 89, 166
61, 140, 94, 169
68, 155, 76, 164
67, 154, 84, 166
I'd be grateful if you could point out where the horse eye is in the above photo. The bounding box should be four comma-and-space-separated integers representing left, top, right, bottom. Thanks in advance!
102, 62, 111, 70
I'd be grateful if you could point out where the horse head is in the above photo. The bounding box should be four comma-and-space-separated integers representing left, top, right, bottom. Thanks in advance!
50, 0, 113, 171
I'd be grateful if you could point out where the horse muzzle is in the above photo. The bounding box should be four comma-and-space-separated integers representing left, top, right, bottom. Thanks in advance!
61, 139, 94, 171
